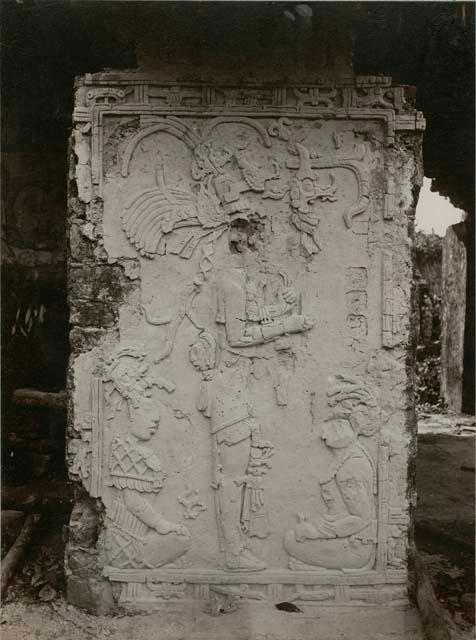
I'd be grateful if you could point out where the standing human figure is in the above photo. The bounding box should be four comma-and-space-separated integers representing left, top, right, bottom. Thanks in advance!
193, 218, 313, 571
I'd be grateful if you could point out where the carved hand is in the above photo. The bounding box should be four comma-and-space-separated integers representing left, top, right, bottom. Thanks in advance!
173, 524, 190, 537
283, 314, 314, 334
155, 520, 175, 535
295, 520, 319, 542
314, 518, 337, 539
281, 287, 297, 306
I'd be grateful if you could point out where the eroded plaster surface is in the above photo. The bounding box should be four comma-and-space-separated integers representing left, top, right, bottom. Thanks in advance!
67, 75, 424, 612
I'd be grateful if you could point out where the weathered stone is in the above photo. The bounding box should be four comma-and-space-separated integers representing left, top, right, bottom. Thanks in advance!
66, 549, 100, 578
70, 300, 117, 328
66, 70, 424, 627
69, 264, 136, 304
440, 222, 467, 412
68, 499, 100, 548
66, 575, 115, 615
69, 223, 96, 262
69, 327, 113, 355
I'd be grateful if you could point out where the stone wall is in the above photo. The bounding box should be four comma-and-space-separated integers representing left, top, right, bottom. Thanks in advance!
65, 70, 424, 616
440, 223, 467, 412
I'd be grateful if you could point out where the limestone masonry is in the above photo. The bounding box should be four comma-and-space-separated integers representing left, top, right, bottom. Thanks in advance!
67, 73, 425, 614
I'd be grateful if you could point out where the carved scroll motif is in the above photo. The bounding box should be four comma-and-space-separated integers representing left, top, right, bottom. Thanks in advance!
268, 117, 370, 246
85, 88, 127, 107
178, 484, 207, 520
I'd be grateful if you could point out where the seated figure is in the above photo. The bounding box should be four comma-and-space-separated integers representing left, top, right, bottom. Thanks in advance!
105, 398, 191, 569
284, 411, 377, 572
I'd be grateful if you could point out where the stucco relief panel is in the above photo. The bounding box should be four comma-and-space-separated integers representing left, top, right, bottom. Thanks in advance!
68, 80, 422, 606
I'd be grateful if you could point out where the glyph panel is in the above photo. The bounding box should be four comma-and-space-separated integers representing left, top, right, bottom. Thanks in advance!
68, 75, 424, 610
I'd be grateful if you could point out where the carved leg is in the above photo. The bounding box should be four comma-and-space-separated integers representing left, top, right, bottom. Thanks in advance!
284, 530, 375, 571
141, 529, 191, 569
215, 437, 266, 571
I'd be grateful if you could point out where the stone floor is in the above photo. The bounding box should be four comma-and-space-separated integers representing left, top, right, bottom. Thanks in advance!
415, 413, 475, 632
1, 413, 474, 639
0, 600, 425, 640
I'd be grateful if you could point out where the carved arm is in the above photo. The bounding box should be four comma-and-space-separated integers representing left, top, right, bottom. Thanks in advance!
330, 477, 373, 538
223, 280, 312, 347
123, 489, 175, 535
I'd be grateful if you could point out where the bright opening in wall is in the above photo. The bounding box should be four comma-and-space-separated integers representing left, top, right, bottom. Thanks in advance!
416, 177, 465, 236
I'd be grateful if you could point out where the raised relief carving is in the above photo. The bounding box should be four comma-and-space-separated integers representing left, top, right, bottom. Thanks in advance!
85, 88, 127, 107
222, 88, 274, 108
69, 77, 424, 610
68, 377, 103, 497
119, 114, 372, 268
73, 123, 93, 204
103, 351, 190, 570
178, 484, 207, 520
345, 267, 368, 352
148, 86, 203, 107
268, 117, 370, 244
351, 87, 395, 110
145, 581, 187, 601
288, 143, 337, 256
382, 250, 395, 348
284, 376, 378, 572
290, 587, 334, 603
294, 87, 338, 111
68, 434, 92, 486
190, 221, 313, 572
103, 348, 175, 419
120, 117, 280, 264
387, 507, 408, 569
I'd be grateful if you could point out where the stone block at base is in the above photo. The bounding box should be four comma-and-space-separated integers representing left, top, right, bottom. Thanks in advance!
67, 576, 115, 616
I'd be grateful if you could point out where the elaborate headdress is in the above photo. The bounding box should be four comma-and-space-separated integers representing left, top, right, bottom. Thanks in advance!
103, 348, 174, 419
327, 374, 379, 437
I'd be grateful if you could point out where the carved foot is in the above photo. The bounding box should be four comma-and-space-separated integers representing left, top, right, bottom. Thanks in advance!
288, 556, 337, 573
288, 556, 315, 571
341, 548, 376, 574
224, 549, 266, 572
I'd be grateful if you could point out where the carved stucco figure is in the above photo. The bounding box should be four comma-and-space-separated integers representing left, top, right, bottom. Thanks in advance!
284, 379, 378, 571
105, 395, 191, 570
191, 218, 313, 571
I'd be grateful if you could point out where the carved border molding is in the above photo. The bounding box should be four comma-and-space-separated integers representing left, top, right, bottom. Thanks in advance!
104, 567, 406, 585
73, 75, 425, 203
111, 576, 408, 610
74, 74, 425, 134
